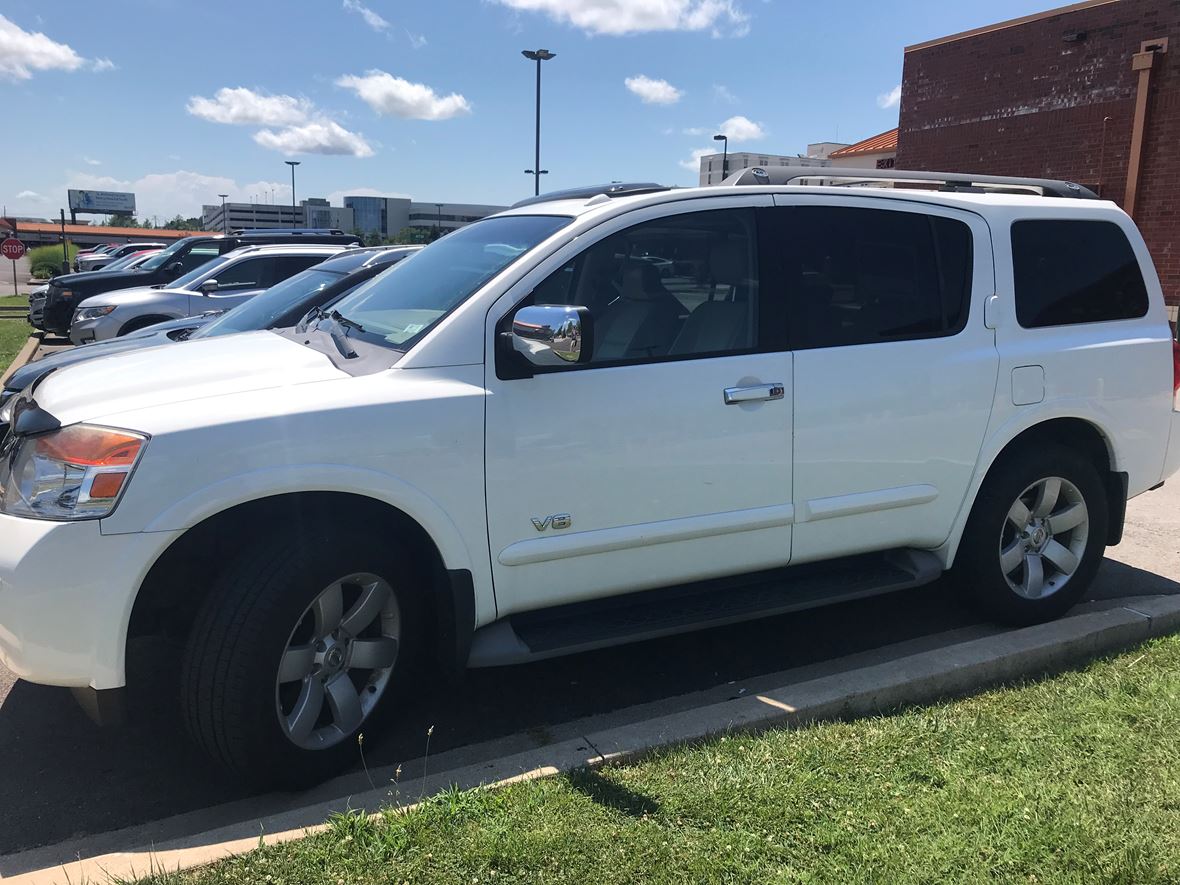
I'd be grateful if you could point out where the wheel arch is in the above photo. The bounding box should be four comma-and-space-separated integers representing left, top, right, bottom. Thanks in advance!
128, 491, 477, 683
118, 314, 176, 336
940, 415, 1124, 567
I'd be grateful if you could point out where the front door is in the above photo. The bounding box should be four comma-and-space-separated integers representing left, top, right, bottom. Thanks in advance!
484, 199, 793, 617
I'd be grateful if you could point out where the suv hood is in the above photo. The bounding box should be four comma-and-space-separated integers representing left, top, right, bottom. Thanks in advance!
30, 331, 348, 427
51, 268, 155, 290
78, 285, 191, 308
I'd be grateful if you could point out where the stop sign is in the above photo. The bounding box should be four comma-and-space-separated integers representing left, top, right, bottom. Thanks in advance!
0, 238, 25, 261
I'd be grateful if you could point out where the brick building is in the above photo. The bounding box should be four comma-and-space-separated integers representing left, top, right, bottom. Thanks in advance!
896, 0, 1180, 309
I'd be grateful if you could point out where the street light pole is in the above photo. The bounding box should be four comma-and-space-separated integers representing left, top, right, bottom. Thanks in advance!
435, 203, 443, 239
521, 49, 555, 196
713, 134, 729, 183
285, 160, 301, 228
217, 193, 229, 234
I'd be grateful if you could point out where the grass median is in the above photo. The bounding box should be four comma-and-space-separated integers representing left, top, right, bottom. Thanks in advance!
0, 319, 34, 375
136, 634, 1180, 884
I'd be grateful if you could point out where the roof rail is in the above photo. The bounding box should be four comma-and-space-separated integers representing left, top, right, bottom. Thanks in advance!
721, 166, 1098, 199
511, 182, 671, 209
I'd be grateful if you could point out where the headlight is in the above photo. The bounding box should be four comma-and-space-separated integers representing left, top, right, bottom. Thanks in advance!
0, 394, 16, 426
0, 424, 148, 520
74, 305, 116, 322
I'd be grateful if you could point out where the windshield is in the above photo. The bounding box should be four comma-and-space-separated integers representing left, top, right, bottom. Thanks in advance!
195, 268, 344, 337
330, 215, 571, 349
136, 238, 192, 271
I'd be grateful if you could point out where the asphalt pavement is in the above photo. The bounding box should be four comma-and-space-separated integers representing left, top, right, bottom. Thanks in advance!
0, 479, 1177, 859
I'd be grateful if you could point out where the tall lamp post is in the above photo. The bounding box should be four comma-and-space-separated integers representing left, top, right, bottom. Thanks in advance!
521, 49, 555, 196
435, 203, 444, 240
285, 160, 301, 228
713, 134, 729, 183
217, 194, 229, 233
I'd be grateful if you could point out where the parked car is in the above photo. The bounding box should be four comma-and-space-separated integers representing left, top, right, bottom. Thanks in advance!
76, 242, 167, 272
1, 246, 421, 401
1, 170, 1177, 789
73, 244, 118, 271
69, 243, 349, 343
94, 249, 162, 273
38, 230, 361, 335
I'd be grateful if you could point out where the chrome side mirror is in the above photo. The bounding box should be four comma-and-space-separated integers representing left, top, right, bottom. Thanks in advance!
199, 278, 219, 294
510, 304, 593, 367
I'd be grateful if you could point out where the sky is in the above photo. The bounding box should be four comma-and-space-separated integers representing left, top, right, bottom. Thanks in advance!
1, 0, 1047, 222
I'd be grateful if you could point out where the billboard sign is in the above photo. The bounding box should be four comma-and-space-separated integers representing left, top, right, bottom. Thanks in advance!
68, 189, 137, 214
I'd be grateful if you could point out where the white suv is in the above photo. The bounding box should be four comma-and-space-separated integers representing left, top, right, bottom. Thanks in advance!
1, 170, 1177, 787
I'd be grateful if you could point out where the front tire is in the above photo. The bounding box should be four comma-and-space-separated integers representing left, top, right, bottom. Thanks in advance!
181, 525, 423, 788
955, 444, 1108, 625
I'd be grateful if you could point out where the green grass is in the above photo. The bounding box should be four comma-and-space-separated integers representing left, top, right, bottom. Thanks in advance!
0, 320, 33, 374
136, 635, 1180, 885
0, 294, 29, 308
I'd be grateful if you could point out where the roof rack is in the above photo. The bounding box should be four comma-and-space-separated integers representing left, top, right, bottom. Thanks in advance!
721, 166, 1098, 199
511, 182, 671, 209
231, 228, 346, 235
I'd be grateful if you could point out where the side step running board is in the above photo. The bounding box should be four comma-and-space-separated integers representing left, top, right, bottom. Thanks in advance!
467, 549, 943, 667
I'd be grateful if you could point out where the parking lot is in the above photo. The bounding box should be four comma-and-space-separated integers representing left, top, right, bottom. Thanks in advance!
1, 479, 1176, 867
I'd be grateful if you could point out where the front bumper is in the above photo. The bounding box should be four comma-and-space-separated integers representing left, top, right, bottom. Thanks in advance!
0, 514, 179, 690
68, 316, 106, 345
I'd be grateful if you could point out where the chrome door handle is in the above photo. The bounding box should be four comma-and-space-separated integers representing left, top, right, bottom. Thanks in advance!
723, 383, 785, 405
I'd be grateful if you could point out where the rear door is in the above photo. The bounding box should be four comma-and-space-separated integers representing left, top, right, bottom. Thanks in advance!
772, 195, 999, 564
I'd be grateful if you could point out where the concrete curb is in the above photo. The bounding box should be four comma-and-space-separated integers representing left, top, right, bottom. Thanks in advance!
4, 593, 1180, 884
0, 332, 40, 387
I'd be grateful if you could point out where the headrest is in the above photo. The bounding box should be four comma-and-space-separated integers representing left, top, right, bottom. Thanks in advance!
710, 240, 747, 286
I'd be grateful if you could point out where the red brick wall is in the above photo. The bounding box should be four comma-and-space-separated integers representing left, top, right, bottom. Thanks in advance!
897, 0, 1180, 307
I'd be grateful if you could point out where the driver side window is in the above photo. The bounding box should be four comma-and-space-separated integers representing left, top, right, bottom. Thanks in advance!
530, 208, 759, 366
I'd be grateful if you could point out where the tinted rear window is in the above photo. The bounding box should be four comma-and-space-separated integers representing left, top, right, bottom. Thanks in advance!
1012, 220, 1148, 328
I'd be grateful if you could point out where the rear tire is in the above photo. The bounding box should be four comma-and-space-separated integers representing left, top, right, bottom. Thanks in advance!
181, 523, 425, 789
955, 444, 1108, 625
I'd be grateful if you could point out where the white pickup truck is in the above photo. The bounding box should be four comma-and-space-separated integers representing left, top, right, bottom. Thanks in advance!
1, 169, 1178, 787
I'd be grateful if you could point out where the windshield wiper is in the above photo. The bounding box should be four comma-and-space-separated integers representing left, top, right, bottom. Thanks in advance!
297, 305, 329, 333
329, 310, 366, 334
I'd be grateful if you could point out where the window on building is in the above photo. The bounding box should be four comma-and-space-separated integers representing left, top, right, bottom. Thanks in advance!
1011, 220, 1148, 328
780, 206, 973, 349
527, 208, 759, 365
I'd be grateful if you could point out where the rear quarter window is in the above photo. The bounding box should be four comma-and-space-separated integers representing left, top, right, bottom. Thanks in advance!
1011, 220, 1149, 328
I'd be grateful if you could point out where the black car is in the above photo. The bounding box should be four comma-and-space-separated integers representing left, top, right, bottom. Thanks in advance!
37, 230, 361, 335
2, 246, 419, 408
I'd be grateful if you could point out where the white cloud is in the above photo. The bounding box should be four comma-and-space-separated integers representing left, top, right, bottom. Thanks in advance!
0, 13, 85, 80
877, 84, 901, 110
91, 57, 116, 72
407, 30, 428, 49
16, 190, 44, 201
679, 147, 713, 172
713, 83, 738, 104
342, 0, 390, 32
624, 75, 682, 105
336, 70, 471, 120
491, 0, 748, 35
187, 86, 370, 157
64, 170, 296, 220
718, 114, 765, 141
187, 86, 312, 127
253, 120, 375, 157
83, 156, 101, 166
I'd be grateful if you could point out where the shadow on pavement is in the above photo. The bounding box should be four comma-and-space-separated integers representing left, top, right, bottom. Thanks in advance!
0, 556, 1175, 868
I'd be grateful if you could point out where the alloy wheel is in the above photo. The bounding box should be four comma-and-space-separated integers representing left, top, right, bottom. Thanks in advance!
999, 476, 1089, 600
275, 572, 401, 750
